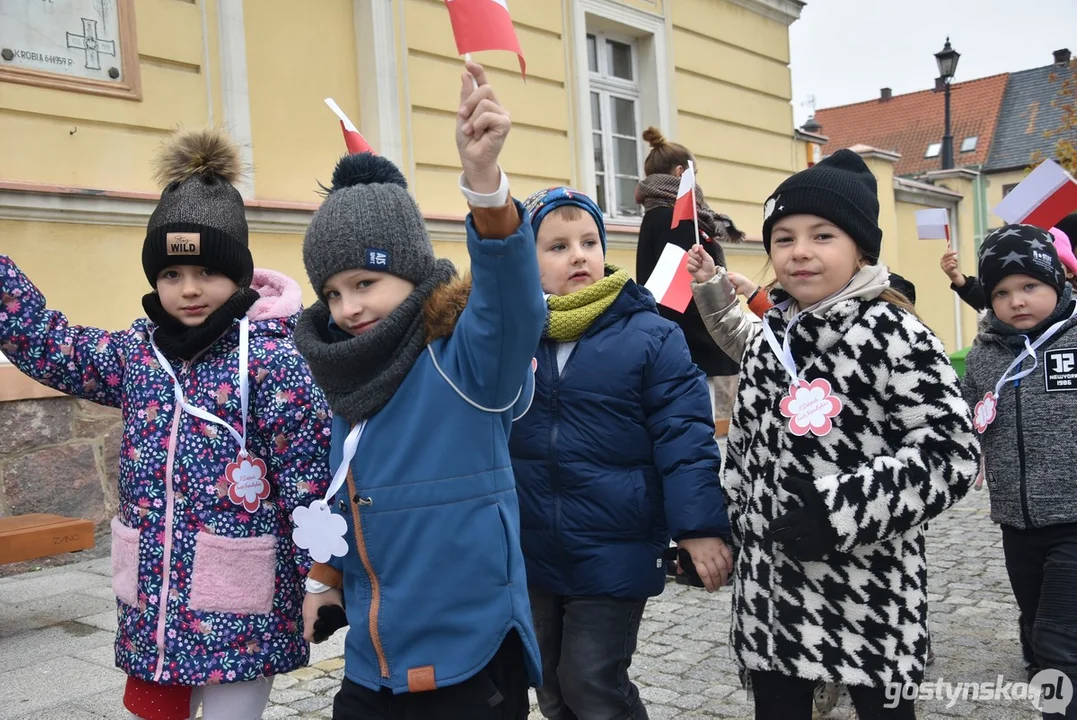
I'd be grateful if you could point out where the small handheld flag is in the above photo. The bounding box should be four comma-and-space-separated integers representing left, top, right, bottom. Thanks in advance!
444, 0, 526, 78
915, 208, 951, 248
324, 98, 373, 155
993, 159, 1077, 230
644, 244, 694, 313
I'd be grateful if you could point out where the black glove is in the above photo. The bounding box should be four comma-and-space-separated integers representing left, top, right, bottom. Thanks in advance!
768, 476, 840, 561
312, 604, 348, 643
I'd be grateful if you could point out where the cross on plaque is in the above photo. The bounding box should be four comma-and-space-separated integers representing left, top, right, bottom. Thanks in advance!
66, 18, 115, 71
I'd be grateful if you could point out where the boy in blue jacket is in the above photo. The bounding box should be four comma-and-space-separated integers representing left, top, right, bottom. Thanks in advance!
511, 186, 734, 720
293, 62, 544, 720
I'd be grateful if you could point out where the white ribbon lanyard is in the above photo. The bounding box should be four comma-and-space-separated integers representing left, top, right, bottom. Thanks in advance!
760, 299, 802, 385
973, 306, 1077, 434
291, 421, 366, 563
150, 317, 251, 457
321, 421, 367, 506
759, 299, 844, 437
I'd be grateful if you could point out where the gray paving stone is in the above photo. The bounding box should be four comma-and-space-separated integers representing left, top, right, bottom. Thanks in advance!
0, 621, 113, 673
0, 656, 126, 719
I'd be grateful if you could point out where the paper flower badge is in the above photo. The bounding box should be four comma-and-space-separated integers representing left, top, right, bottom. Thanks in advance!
225, 455, 270, 512
292, 501, 349, 564
973, 392, 998, 434
779, 378, 843, 437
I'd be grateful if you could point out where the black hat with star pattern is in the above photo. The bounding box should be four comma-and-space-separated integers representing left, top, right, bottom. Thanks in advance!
978, 223, 1066, 301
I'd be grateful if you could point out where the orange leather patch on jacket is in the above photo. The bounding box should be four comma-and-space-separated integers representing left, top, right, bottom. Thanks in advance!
407, 665, 437, 693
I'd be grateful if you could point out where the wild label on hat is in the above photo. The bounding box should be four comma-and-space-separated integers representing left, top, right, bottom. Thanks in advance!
166, 232, 201, 256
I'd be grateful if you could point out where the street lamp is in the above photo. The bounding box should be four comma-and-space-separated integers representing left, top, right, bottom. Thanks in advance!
935, 37, 960, 170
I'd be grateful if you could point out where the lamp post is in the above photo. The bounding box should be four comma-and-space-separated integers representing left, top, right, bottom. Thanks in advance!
935, 37, 960, 170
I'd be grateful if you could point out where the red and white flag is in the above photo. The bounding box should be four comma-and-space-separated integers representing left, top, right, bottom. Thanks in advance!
670, 160, 698, 235
444, 0, 526, 78
993, 159, 1077, 229
915, 208, 951, 246
644, 244, 694, 313
324, 98, 373, 155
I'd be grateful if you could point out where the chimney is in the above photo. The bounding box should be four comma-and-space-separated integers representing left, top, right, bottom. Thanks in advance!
880, 87, 892, 102
934, 77, 946, 92
1055, 48, 1072, 65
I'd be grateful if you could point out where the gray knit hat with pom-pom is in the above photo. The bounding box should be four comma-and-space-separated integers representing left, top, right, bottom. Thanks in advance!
303, 154, 436, 302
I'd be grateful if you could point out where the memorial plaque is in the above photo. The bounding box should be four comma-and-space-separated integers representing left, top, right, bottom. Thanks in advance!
0, 0, 140, 100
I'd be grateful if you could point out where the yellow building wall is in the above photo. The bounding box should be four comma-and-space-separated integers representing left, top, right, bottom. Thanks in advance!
243, 0, 362, 203
985, 168, 1028, 229
0, 0, 218, 192
401, 0, 572, 217
671, 0, 799, 237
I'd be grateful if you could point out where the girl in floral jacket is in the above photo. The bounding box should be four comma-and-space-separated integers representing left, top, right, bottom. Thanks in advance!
0, 129, 331, 720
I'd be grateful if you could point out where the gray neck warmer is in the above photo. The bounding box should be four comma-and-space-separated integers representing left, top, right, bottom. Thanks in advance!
294, 258, 456, 423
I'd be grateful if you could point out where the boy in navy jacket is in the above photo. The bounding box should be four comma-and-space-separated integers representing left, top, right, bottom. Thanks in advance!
511, 186, 733, 720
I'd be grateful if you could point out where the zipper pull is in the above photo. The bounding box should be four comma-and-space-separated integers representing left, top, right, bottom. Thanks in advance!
353, 494, 373, 507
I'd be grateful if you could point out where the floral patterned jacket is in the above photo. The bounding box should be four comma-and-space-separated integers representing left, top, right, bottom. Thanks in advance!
0, 257, 332, 686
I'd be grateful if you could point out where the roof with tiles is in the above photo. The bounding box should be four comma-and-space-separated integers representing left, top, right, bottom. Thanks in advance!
812, 74, 1010, 177
985, 59, 1077, 171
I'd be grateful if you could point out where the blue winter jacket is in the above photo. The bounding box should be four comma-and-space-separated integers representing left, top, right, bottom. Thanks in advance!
509, 279, 732, 599
322, 207, 545, 694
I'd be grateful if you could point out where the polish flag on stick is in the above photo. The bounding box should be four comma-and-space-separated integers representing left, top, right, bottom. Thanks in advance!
670, 160, 701, 245
993, 159, 1077, 229
445, 0, 526, 78
324, 98, 373, 155
916, 208, 951, 248
644, 244, 694, 313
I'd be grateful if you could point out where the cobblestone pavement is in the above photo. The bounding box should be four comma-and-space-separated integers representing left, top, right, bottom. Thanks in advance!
258, 485, 1036, 720
0, 484, 1043, 719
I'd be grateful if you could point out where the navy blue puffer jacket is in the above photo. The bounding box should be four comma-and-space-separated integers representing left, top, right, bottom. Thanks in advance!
510, 279, 732, 599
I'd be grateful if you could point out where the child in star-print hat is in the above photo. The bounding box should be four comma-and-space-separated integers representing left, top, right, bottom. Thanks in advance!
978, 223, 1066, 302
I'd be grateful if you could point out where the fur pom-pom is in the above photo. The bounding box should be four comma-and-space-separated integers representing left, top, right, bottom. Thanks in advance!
327, 153, 407, 193
153, 127, 243, 188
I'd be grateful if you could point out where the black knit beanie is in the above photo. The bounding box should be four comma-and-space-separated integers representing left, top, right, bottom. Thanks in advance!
762, 149, 882, 262
979, 224, 1066, 300
142, 128, 253, 287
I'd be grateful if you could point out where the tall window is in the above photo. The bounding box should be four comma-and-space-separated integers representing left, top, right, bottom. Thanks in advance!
587, 32, 643, 219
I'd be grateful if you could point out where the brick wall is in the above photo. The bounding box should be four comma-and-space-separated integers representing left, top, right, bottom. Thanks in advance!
0, 398, 121, 526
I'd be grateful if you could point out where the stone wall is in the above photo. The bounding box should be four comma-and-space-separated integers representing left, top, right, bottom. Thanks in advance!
0, 397, 121, 526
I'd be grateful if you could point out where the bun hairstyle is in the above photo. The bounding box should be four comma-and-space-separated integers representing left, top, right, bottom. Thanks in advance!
642, 126, 694, 177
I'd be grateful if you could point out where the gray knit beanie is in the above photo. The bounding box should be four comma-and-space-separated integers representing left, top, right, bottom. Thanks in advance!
304, 154, 435, 301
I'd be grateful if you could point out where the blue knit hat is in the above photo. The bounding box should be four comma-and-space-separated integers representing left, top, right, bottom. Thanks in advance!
522, 186, 607, 254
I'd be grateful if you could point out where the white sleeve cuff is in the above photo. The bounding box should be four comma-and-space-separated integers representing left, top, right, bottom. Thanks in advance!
460, 169, 510, 208
305, 577, 333, 594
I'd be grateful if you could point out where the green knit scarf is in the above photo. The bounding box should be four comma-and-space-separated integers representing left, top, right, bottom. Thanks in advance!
545, 266, 629, 342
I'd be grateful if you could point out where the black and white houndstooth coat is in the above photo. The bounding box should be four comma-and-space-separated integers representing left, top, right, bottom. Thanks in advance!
713, 286, 979, 688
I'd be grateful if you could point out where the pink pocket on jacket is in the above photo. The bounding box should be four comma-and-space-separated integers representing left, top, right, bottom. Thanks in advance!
110, 516, 141, 606
188, 532, 278, 615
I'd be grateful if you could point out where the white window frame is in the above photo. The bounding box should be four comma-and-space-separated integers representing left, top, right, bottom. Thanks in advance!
961, 136, 978, 153
925, 142, 942, 158
571, 0, 673, 225
588, 32, 644, 219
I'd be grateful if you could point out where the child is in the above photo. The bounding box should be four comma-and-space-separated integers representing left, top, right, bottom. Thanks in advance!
635, 127, 745, 406
962, 224, 1077, 708
687, 149, 979, 719
511, 185, 734, 720
293, 62, 545, 720
0, 128, 332, 720
940, 212, 1077, 312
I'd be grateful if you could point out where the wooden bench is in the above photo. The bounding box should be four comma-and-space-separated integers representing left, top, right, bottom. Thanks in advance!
0, 514, 95, 564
